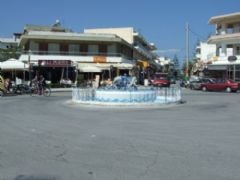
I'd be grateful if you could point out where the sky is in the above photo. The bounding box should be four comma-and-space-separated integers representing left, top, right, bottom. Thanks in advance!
1, 0, 240, 63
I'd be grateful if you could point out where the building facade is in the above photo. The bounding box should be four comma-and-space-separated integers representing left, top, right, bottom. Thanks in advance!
0, 34, 20, 50
18, 24, 156, 85
208, 12, 240, 81
195, 42, 216, 63
193, 42, 216, 76
84, 27, 156, 60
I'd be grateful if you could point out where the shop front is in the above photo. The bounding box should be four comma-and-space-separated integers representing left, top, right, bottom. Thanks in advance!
207, 64, 240, 81
36, 60, 76, 84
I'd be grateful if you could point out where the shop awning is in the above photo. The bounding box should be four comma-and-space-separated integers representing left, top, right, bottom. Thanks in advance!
207, 65, 227, 70
78, 65, 102, 73
0, 58, 29, 70
78, 63, 134, 72
114, 63, 134, 69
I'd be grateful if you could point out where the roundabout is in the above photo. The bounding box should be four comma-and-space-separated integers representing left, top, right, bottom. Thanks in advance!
72, 76, 182, 106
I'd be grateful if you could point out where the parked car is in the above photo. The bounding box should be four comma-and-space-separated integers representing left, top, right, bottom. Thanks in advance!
150, 76, 170, 87
149, 73, 171, 87
201, 79, 239, 92
189, 78, 211, 90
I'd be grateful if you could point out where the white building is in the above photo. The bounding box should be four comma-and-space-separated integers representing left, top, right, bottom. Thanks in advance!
154, 56, 173, 66
0, 34, 20, 50
195, 42, 216, 63
208, 12, 240, 81
84, 27, 156, 61
192, 42, 216, 76
17, 24, 156, 84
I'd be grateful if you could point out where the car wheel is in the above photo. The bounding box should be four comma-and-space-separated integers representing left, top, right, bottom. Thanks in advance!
226, 87, 232, 93
202, 86, 207, 91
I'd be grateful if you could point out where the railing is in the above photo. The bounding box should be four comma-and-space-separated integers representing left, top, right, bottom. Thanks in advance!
72, 86, 182, 104
72, 88, 95, 101
155, 87, 182, 103
21, 51, 134, 60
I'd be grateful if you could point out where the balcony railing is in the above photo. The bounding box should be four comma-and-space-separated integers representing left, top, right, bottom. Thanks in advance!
208, 33, 240, 43
21, 50, 134, 60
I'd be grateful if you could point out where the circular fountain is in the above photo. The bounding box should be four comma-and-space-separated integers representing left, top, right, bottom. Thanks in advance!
72, 76, 182, 106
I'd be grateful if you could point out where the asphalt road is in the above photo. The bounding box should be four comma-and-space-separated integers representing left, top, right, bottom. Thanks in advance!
0, 90, 240, 180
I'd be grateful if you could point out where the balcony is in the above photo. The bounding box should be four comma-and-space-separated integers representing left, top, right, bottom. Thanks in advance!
134, 42, 154, 59
208, 32, 240, 44
19, 51, 134, 64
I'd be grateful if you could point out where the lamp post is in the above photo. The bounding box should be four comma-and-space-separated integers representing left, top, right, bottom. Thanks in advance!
28, 50, 32, 82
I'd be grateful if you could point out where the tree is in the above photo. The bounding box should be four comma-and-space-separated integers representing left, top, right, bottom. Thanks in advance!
173, 54, 179, 70
182, 59, 197, 79
0, 47, 20, 62
173, 54, 180, 78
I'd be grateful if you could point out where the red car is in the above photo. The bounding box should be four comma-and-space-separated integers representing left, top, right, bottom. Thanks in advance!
150, 76, 170, 87
201, 79, 239, 92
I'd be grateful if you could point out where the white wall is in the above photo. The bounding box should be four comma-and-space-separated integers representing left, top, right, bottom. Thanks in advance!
84, 27, 134, 44
19, 54, 126, 63
199, 42, 216, 62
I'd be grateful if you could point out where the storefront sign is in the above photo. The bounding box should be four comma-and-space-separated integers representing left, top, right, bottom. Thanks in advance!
38, 60, 72, 67
93, 56, 107, 63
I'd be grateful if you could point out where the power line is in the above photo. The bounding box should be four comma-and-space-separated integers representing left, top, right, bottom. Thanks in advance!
188, 27, 206, 40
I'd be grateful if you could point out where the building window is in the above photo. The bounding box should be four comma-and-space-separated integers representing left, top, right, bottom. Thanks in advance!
88, 45, 98, 55
39, 42, 48, 54
99, 44, 107, 55
60, 43, 68, 54
69, 44, 80, 55
217, 25, 222, 35
237, 47, 240, 55
29, 41, 39, 53
48, 43, 59, 54
227, 24, 234, 34
80, 44, 88, 55
107, 44, 117, 56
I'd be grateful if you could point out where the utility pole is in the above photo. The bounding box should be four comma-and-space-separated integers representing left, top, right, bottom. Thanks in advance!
186, 22, 189, 79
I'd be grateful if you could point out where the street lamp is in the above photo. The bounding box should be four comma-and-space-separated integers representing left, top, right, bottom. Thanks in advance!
28, 50, 32, 82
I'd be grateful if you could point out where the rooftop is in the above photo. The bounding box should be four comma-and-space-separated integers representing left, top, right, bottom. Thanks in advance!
19, 30, 133, 48
209, 12, 240, 24
0, 37, 19, 43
